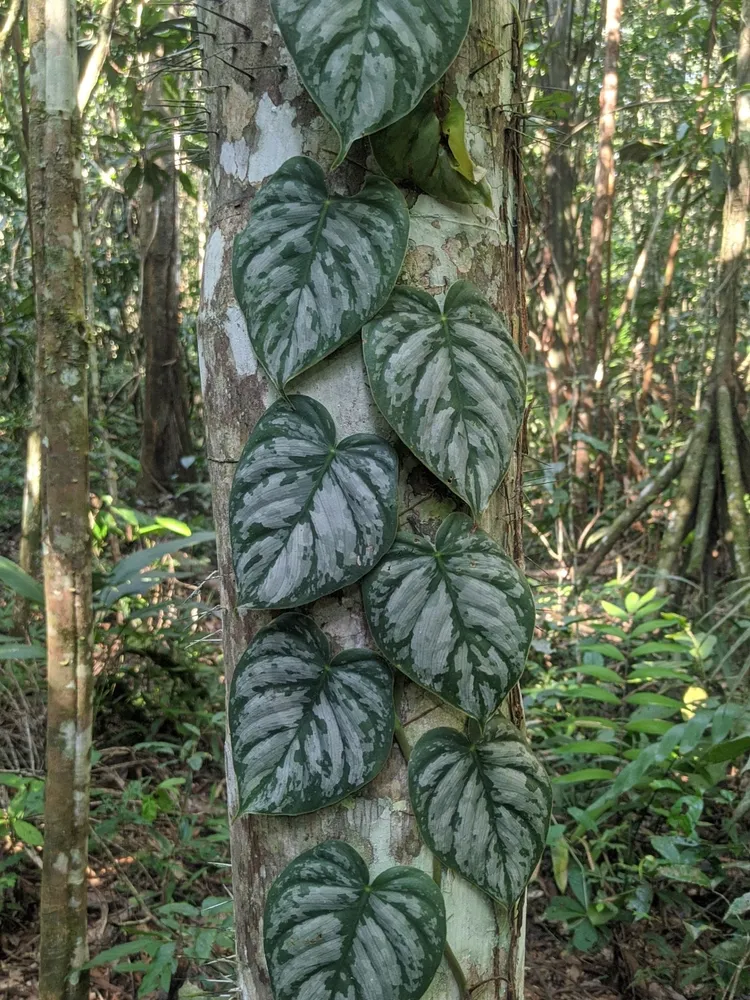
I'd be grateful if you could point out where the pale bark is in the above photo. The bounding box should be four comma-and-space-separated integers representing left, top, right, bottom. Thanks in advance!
197, 2, 529, 998
29, 0, 94, 995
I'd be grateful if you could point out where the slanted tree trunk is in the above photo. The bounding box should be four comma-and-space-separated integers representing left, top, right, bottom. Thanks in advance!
138, 143, 193, 497
574, 0, 622, 514
28, 0, 94, 995
197, 1, 530, 997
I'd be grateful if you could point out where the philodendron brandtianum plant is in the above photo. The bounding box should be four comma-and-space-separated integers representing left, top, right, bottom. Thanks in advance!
226, 1, 552, 997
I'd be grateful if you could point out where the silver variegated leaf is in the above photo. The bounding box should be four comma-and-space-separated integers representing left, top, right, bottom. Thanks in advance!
409, 721, 552, 905
362, 513, 535, 722
265, 840, 446, 1000
229, 613, 395, 816
270, 0, 472, 167
362, 281, 526, 515
233, 157, 409, 388
230, 395, 398, 609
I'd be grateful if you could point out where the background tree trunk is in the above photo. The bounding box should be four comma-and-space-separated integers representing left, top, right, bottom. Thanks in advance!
574, 0, 622, 512
197, 2, 530, 997
137, 145, 193, 497
28, 0, 95, 994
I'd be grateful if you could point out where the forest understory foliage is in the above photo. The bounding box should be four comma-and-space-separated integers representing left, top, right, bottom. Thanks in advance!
1, 0, 750, 998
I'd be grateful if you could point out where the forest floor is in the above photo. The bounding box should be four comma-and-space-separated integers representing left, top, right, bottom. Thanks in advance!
0, 522, 741, 1000
0, 794, 630, 1000
0, 743, 679, 1000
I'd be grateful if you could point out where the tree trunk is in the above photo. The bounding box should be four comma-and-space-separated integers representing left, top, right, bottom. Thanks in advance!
574, 0, 622, 511
715, 0, 750, 389
28, 0, 95, 995
197, 2, 529, 998
539, 0, 577, 493
137, 146, 193, 497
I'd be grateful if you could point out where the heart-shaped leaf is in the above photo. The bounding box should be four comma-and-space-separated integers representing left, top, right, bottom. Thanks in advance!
362, 514, 534, 722
233, 157, 409, 388
409, 722, 552, 904
229, 613, 395, 816
271, 0, 471, 167
265, 840, 446, 1000
363, 282, 526, 515
230, 395, 398, 609
371, 89, 493, 208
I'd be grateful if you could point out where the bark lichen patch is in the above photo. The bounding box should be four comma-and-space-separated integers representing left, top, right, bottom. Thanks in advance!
52, 852, 70, 875
220, 138, 251, 181
59, 719, 76, 759
203, 229, 225, 304
246, 93, 303, 184
225, 305, 258, 378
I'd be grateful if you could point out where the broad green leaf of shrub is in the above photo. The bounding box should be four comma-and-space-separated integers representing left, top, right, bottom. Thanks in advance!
264, 841, 446, 1000
371, 88, 493, 208
271, 0, 471, 167
230, 396, 398, 609
362, 514, 534, 722
408, 721, 551, 905
233, 157, 409, 388
363, 283, 526, 515
0, 642, 46, 661
229, 614, 394, 816
700, 735, 750, 764
0, 556, 44, 604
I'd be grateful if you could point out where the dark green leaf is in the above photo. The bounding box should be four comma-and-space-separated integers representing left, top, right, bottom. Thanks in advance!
12, 819, 43, 846
271, 0, 471, 166
371, 88, 493, 208
0, 557, 44, 604
80, 938, 163, 970
363, 514, 534, 722
233, 157, 409, 388
363, 282, 525, 515
409, 721, 551, 904
699, 736, 750, 764
0, 643, 46, 661
264, 841, 445, 1000
229, 614, 394, 815
552, 769, 614, 785
230, 396, 398, 609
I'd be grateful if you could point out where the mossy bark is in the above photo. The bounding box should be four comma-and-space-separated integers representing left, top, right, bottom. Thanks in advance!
197, 2, 530, 998
29, 0, 94, 995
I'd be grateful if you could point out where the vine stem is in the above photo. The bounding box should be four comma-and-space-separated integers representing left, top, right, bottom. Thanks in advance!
394, 713, 471, 1000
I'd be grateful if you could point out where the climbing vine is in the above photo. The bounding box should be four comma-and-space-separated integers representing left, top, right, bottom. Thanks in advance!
226, 1, 552, 997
